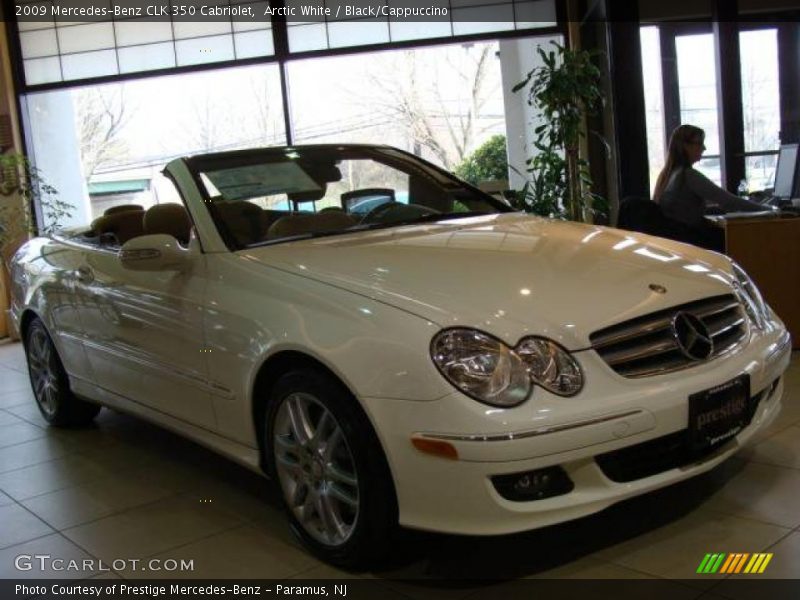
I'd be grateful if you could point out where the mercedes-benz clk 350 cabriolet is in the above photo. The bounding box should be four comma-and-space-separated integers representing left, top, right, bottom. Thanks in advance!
10, 145, 792, 566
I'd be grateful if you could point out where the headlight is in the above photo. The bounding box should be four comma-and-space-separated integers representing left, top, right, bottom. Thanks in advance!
516, 337, 584, 397
431, 329, 531, 407
732, 262, 768, 330
430, 329, 584, 406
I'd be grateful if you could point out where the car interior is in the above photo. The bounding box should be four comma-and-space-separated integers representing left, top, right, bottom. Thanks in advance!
78, 151, 501, 252
85, 203, 193, 248
194, 154, 499, 248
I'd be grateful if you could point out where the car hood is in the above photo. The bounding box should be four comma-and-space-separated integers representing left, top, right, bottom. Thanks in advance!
240, 213, 737, 349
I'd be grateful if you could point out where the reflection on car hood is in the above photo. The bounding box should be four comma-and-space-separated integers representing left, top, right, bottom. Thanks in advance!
240, 213, 737, 349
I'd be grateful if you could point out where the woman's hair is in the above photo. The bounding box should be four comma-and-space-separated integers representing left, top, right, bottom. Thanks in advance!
652, 124, 705, 202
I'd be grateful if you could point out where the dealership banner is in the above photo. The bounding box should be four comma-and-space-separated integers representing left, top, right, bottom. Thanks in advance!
4, 579, 800, 600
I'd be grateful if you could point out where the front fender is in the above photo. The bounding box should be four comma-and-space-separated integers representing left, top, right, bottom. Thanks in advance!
203, 254, 452, 446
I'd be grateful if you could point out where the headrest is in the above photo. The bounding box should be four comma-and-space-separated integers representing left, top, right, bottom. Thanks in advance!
214, 201, 264, 245
143, 203, 191, 244
90, 210, 145, 245
104, 204, 144, 216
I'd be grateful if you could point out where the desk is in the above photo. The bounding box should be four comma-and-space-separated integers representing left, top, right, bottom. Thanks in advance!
706, 215, 800, 349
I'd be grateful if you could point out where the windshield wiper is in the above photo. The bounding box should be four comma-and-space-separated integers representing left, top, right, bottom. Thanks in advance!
368, 211, 497, 228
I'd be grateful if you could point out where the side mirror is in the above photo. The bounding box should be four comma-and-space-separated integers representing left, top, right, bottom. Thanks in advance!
119, 234, 192, 272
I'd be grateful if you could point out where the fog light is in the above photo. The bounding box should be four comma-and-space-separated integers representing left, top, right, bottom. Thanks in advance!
491, 466, 574, 502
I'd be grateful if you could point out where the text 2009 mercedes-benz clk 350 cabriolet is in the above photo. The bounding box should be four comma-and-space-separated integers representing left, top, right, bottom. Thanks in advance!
10, 145, 791, 566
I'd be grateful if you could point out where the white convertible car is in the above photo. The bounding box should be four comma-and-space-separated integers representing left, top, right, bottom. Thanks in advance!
10, 145, 792, 566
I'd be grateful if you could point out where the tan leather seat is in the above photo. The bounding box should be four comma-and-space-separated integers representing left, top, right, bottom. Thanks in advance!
90, 211, 145, 245
214, 201, 264, 246
143, 204, 192, 245
267, 212, 356, 239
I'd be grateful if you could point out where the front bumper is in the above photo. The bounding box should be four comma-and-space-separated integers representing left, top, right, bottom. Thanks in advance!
363, 328, 792, 535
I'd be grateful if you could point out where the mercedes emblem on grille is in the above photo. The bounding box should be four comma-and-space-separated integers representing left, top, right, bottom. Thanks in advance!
671, 312, 714, 361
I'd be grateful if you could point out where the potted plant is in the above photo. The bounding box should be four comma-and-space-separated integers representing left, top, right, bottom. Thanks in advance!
512, 42, 607, 222
0, 153, 71, 338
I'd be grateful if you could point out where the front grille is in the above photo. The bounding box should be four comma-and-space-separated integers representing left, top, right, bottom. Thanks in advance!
590, 294, 748, 378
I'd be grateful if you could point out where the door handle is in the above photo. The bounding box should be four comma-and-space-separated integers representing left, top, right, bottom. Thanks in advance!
73, 266, 94, 283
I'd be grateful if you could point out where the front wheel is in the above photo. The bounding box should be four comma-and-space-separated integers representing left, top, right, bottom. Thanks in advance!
266, 368, 397, 568
25, 318, 101, 427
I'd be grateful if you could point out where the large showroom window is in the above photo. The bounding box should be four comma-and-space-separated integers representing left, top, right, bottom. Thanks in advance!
23, 63, 286, 227
675, 32, 722, 185
286, 40, 506, 172
640, 26, 665, 196
16, 1, 274, 85
286, 0, 556, 52
639, 24, 783, 194
13, 0, 562, 232
740, 28, 780, 191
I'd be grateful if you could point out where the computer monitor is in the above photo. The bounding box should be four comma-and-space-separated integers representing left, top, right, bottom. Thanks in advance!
773, 143, 799, 199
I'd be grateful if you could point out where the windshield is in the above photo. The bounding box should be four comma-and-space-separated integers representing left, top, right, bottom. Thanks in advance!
187, 146, 510, 248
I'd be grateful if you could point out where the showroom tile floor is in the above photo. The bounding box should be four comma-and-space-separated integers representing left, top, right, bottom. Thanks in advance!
0, 339, 798, 596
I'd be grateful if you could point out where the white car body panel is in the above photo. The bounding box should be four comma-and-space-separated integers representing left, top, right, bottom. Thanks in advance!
8, 148, 792, 537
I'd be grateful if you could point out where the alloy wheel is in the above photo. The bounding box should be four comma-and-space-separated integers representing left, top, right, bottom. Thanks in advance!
27, 327, 59, 418
273, 392, 360, 546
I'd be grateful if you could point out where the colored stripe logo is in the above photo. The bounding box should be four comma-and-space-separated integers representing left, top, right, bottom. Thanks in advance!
697, 553, 773, 574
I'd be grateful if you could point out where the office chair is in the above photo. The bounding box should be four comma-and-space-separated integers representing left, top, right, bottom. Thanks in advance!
617, 196, 724, 253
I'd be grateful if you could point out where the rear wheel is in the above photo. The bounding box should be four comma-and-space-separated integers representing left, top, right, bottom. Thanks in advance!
266, 368, 396, 568
25, 318, 101, 427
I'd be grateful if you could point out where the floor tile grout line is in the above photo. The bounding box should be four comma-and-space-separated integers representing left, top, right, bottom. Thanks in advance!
0, 388, 40, 398
0, 467, 131, 506
755, 417, 800, 439
166, 489, 310, 552
0, 441, 129, 478
0, 492, 61, 553
0, 454, 78, 478
695, 504, 798, 532
50, 488, 191, 534
704, 512, 798, 593
762, 526, 796, 551
0, 408, 48, 429
742, 456, 800, 472
0, 435, 51, 451
56, 485, 250, 538
0, 439, 177, 501
25, 486, 186, 533
704, 525, 800, 594
0, 530, 61, 552
597, 507, 794, 581
106, 522, 252, 579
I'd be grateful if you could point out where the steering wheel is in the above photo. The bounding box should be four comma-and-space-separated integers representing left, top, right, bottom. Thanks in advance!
360, 201, 439, 224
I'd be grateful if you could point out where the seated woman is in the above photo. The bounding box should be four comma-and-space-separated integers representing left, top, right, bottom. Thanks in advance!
653, 125, 765, 229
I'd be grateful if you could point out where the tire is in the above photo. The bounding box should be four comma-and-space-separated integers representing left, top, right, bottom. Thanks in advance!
265, 367, 397, 568
24, 318, 101, 427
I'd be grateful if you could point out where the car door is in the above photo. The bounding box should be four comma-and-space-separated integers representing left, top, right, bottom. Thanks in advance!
74, 240, 216, 429
30, 239, 94, 383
